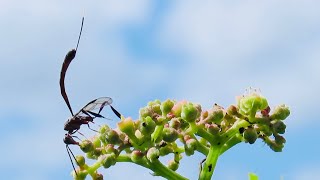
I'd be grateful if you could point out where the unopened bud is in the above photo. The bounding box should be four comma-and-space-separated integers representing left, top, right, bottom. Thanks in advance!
162, 127, 178, 143
181, 103, 200, 123
147, 147, 160, 162
118, 117, 135, 136
171, 101, 187, 117
272, 120, 286, 134
100, 154, 116, 169
161, 99, 174, 116
80, 140, 94, 153
243, 127, 258, 144
106, 130, 121, 144
75, 155, 85, 167
270, 105, 290, 120
167, 160, 179, 171
131, 150, 145, 163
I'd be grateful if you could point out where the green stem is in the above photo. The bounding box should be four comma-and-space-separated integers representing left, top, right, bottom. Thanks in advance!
149, 159, 188, 180
199, 146, 221, 180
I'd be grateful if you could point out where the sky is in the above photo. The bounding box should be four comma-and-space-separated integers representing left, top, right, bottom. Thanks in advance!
0, 0, 320, 179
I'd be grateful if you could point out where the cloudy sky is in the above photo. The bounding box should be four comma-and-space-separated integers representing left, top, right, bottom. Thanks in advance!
0, 0, 319, 179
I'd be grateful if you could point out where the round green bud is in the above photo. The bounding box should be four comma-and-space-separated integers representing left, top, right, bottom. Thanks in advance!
100, 153, 116, 169
272, 120, 286, 134
243, 127, 258, 144
93, 173, 103, 180
269, 142, 284, 152
92, 136, 101, 148
93, 148, 102, 157
162, 127, 178, 143
271, 104, 290, 120
139, 107, 152, 118
206, 104, 224, 124
148, 99, 161, 106
185, 139, 197, 156
80, 140, 94, 153
105, 144, 117, 154
238, 93, 268, 116
274, 134, 286, 144
147, 147, 160, 162
75, 155, 85, 167
140, 116, 156, 135
106, 130, 121, 144
99, 125, 110, 134
206, 124, 220, 135
159, 145, 173, 156
168, 160, 179, 171
118, 117, 135, 135
131, 150, 145, 163
171, 101, 187, 117
169, 118, 181, 129
161, 99, 174, 116
181, 103, 199, 123
227, 105, 239, 116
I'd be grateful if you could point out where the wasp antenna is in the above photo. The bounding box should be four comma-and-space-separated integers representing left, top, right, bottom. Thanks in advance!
76, 17, 84, 51
66, 145, 79, 176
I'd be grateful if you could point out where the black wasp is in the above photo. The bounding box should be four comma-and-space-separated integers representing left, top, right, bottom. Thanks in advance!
59, 17, 121, 176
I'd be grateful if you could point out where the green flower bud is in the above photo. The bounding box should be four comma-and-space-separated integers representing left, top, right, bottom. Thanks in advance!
270, 104, 290, 120
263, 136, 284, 152
161, 99, 174, 116
238, 93, 268, 117
274, 134, 286, 144
86, 151, 96, 159
106, 130, 121, 144
159, 145, 173, 156
185, 139, 197, 156
105, 144, 117, 154
162, 127, 178, 143
272, 120, 286, 134
92, 136, 101, 148
75, 155, 85, 167
80, 140, 94, 153
168, 160, 179, 171
206, 124, 220, 135
131, 150, 145, 163
139, 107, 152, 118
226, 105, 239, 116
243, 127, 258, 144
148, 99, 161, 106
118, 117, 135, 136
171, 101, 187, 117
93, 173, 103, 180
147, 147, 160, 163
100, 153, 116, 169
140, 116, 156, 135
205, 104, 224, 124
169, 118, 181, 129
99, 125, 110, 134
181, 103, 199, 123
93, 148, 102, 157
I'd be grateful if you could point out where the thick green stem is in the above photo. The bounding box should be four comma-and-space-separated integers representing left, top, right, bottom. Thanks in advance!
149, 159, 188, 180
199, 146, 221, 180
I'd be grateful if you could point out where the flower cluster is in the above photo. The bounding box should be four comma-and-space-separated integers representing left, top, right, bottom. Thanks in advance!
71, 91, 290, 180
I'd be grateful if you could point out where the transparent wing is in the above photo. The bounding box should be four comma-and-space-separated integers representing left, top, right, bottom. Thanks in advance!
75, 97, 113, 116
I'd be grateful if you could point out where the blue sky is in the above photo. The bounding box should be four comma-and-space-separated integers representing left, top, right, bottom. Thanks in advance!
0, 0, 319, 179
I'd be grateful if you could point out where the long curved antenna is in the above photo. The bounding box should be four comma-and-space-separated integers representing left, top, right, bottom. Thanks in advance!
66, 145, 79, 176
59, 17, 85, 116
76, 17, 84, 51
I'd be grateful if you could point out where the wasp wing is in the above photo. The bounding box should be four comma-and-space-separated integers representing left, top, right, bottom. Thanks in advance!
75, 97, 113, 116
